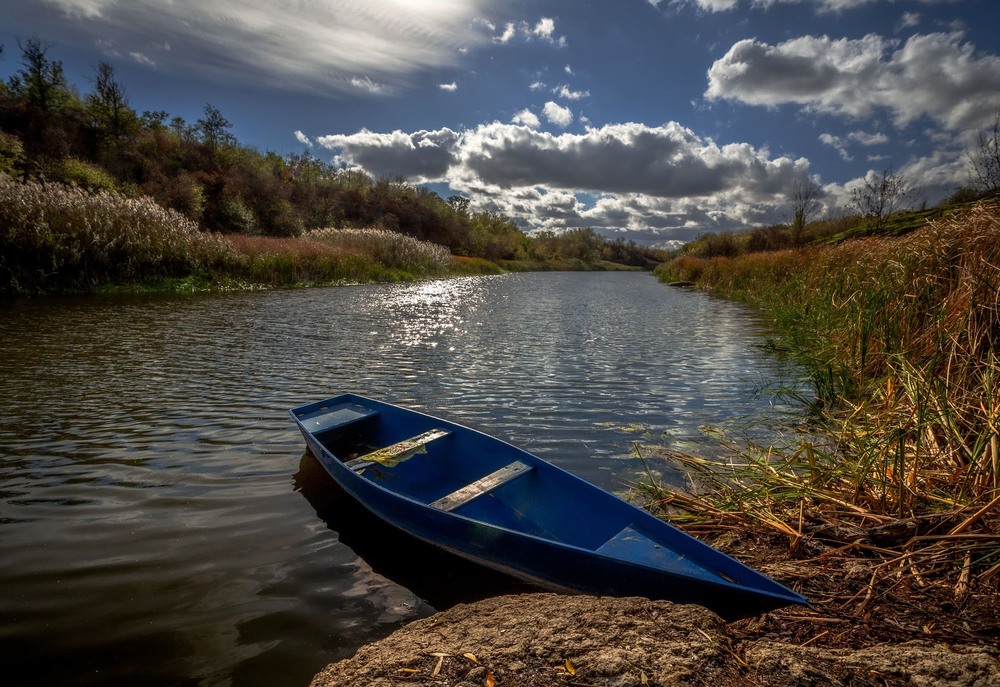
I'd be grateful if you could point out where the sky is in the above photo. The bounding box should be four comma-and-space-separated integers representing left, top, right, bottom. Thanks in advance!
3, 0, 1000, 247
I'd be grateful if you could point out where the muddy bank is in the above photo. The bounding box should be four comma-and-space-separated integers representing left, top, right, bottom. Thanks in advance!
309, 594, 999, 687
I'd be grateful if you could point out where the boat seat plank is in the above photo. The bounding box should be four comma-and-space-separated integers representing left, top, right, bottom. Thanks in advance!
299, 403, 378, 435
345, 429, 450, 470
430, 460, 532, 511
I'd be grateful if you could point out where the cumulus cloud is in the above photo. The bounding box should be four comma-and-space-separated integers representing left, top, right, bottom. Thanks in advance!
555, 84, 590, 100
707, 31, 1000, 131
316, 128, 461, 181
315, 120, 814, 244
490, 16, 566, 46
512, 109, 541, 128
439, 82, 458, 92
294, 130, 312, 147
29, 0, 493, 93
542, 101, 574, 127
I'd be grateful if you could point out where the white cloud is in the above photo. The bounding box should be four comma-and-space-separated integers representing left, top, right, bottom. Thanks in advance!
351, 76, 388, 95
899, 12, 921, 31
707, 32, 1000, 131
533, 18, 555, 40
496, 22, 517, 44
490, 16, 566, 46
439, 82, 458, 92
819, 129, 888, 160
512, 109, 541, 128
294, 130, 312, 147
129, 51, 155, 66
555, 84, 590, 100
35, 0, 493, 93
542, 101, 574, 127
315, 120, 815, 243
672, 0, 953, 13
529, 81, 547, 91
316, 128, 461, 181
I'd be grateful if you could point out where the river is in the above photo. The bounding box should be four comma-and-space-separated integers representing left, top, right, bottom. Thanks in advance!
0, 272, 801, 687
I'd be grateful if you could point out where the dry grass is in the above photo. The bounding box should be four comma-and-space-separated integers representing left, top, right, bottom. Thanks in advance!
643, 202, 1000, 641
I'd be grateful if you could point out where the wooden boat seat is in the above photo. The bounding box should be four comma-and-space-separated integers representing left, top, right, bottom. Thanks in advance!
344, 429, 450, 471
429, 460, 532, 511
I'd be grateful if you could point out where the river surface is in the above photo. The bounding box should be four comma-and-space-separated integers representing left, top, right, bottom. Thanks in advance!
0, 272, 801, 687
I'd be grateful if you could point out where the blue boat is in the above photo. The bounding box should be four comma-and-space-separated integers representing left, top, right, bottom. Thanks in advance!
290, 393, 808, 619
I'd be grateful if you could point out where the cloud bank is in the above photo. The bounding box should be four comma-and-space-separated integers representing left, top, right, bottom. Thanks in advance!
316, 121, 812, 244
707, 32, 1000, 130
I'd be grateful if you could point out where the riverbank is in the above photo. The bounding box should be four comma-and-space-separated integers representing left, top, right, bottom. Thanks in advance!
637, 200, 1000, 653
0, 173, 653, 297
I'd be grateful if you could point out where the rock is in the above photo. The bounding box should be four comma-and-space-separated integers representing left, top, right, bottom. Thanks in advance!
309, 593, 1000, 687
309, 593, 739, 687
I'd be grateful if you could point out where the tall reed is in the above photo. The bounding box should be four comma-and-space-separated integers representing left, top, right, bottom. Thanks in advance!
649, 202, 1000, 585
662, 203, 1000, 511
0, 173, 236, 293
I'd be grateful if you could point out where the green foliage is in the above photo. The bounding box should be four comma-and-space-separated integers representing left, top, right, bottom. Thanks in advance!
0, 131, 26, 175
6, 37, 69, 113
54, 157, 119, 192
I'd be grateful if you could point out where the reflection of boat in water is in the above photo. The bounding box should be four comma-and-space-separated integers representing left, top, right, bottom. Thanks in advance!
291, 394, 807, 619
293, 453, 540, 610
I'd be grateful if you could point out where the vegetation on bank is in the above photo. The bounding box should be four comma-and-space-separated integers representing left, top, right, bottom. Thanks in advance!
642, 200, 1000, 643
0, 38, 664, 295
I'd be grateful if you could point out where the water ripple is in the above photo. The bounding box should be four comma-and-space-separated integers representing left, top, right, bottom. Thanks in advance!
0, 273, 803, 687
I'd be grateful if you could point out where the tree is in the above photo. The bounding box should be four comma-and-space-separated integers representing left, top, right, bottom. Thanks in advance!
87, 62, 133, 141
197, 103, 236, 151
7, 37, 68, 112
850, 167, 911, 233
967, 104, 1000, 196
788, 177, 822, 245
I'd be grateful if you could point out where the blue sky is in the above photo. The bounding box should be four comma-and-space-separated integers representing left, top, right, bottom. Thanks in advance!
3, 0, 999, 246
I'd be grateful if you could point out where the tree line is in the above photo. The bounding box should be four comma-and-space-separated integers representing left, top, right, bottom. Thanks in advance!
0, 38, 665, 267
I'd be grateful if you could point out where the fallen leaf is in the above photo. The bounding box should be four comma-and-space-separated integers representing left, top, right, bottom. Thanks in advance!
565, 659, 576, 676
641, 669, 649, 685
432, 655, 444, 677
398, 668, 419, 674
486, 669, 495, 687
463, 652, 478, 663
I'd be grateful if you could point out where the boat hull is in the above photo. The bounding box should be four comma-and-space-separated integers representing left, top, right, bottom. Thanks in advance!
291, 394, 807, 620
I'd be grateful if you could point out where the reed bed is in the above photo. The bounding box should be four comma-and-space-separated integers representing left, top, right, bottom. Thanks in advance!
307, 227, 453, 274
0, 174, 458, 293
645, 202, 1000, 640
0, 173, 236, 293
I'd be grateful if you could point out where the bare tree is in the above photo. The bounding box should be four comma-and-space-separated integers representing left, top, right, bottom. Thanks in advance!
850, 167, 912, 233
789, 177, 823, 245
967, 104, 1000, 196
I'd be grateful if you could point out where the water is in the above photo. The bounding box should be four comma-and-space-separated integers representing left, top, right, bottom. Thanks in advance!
0, 272, 801, 686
